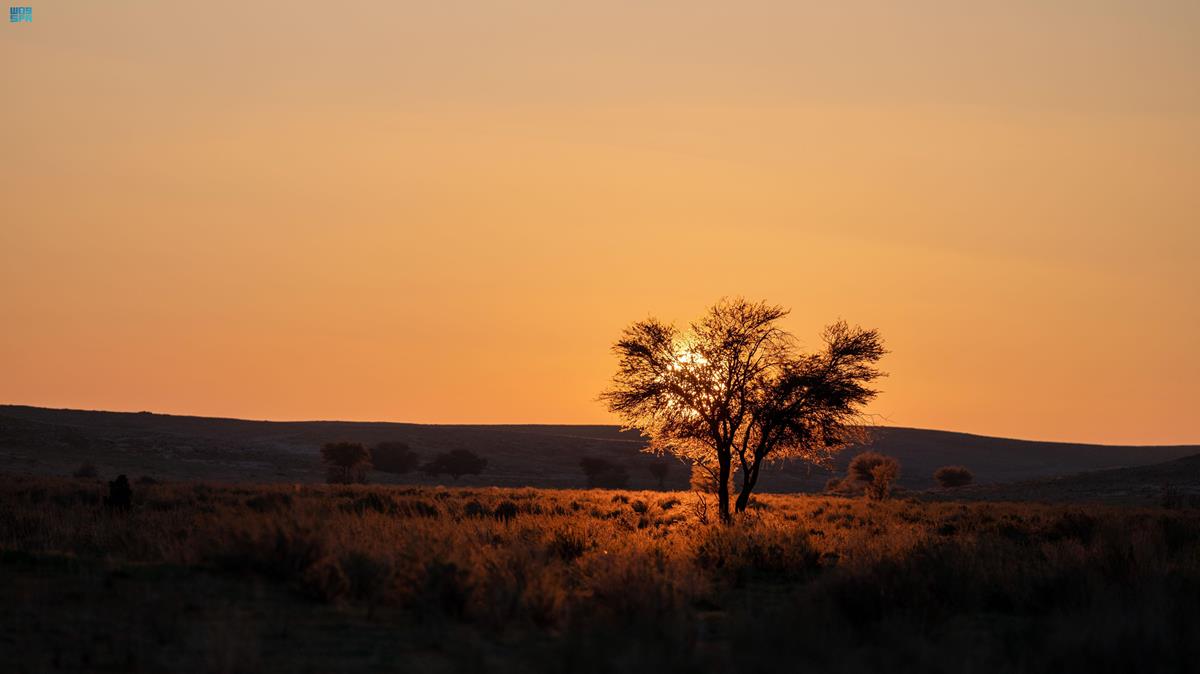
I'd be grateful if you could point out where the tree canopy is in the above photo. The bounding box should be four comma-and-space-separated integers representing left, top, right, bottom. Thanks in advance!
321, 442, 372, 484
601, 297, 886, 522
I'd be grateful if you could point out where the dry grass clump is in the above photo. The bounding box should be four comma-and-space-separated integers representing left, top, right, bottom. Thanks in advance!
1, 475, 1199, 672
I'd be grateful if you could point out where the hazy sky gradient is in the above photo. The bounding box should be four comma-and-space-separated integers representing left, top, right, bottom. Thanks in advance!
3, 1, 1198, 443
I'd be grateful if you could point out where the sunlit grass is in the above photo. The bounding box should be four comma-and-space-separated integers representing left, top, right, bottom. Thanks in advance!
2, 475, 1199, 671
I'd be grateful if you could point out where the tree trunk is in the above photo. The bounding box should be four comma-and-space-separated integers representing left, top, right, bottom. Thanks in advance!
733, 453, 764, 513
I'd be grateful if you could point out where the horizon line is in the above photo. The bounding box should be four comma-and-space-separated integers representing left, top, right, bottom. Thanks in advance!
3, 402, 1197, 449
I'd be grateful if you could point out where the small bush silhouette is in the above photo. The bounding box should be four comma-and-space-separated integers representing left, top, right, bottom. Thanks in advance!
372, 441, 421, 474
934, 465, 974, 488
848, 452, 900, 500
422, 449, 487, 480
865, 460, 899, 500
321, 442, 372, 484
463, 500, 487, 518
72, 462, 98, 479
549, 529, 589, 561
848, 451, 888, 483
493, 500, 519, 522
105, 475, 132, 511
579, 457, 630, 489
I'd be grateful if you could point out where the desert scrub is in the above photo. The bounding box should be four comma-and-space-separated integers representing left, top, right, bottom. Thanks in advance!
2, 474, 1200, 672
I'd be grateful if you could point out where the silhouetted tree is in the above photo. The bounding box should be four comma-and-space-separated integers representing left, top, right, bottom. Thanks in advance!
580, 457, 630, 489
934, 465, 973, 488
372, 441, 421, 474
849, 451, 889, 483
848, 451, 900, 500
601, 298, 886, 522
105, 474, 132, 511
322, 442, 372, 484
865, 459, 899, 500
647, 458, 671, 489
422, 449, 487, 480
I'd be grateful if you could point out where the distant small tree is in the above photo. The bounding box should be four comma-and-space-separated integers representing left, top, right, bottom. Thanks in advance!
934, 465, 973, 488
865, 460, 899, 500
848, 451, 900, 500
321, 442, 372, 484
372, 441, 421, 474
580, 457, 630, 489
848, 451, 887, 483
647, 458, 671, 489
422, 449, 487, 480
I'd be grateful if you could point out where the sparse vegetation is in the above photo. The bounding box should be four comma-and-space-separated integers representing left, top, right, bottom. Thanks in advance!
934, 465, 974, 488
2, 474, 1198, 672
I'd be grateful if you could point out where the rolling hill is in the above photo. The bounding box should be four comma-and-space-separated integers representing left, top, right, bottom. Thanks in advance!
1, 405, 1197, 492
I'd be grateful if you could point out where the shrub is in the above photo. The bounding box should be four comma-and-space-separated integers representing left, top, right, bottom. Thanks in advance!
422, 450, 487, 480
372, 441, 421, 474
847, 452, 900, 500
72, 462, 98, 479
579, 457, 630, 489
493, 500, 519, 522
865, 460, 900, 500
321, 442, 372, 484
549, 529, 589, 561
934, 465, 973, 488
848, 451, 888, 483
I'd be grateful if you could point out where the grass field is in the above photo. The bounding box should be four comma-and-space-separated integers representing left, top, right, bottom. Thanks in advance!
3, 474, 1199, 673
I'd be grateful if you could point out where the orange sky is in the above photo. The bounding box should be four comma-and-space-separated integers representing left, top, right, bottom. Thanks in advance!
2, 2, 1198, 444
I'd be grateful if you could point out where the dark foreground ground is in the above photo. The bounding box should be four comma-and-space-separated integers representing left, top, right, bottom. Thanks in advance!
2, 474, 1199, 673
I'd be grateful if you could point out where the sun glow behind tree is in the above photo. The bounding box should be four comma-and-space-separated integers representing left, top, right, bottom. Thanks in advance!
602, 298, 887, 522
